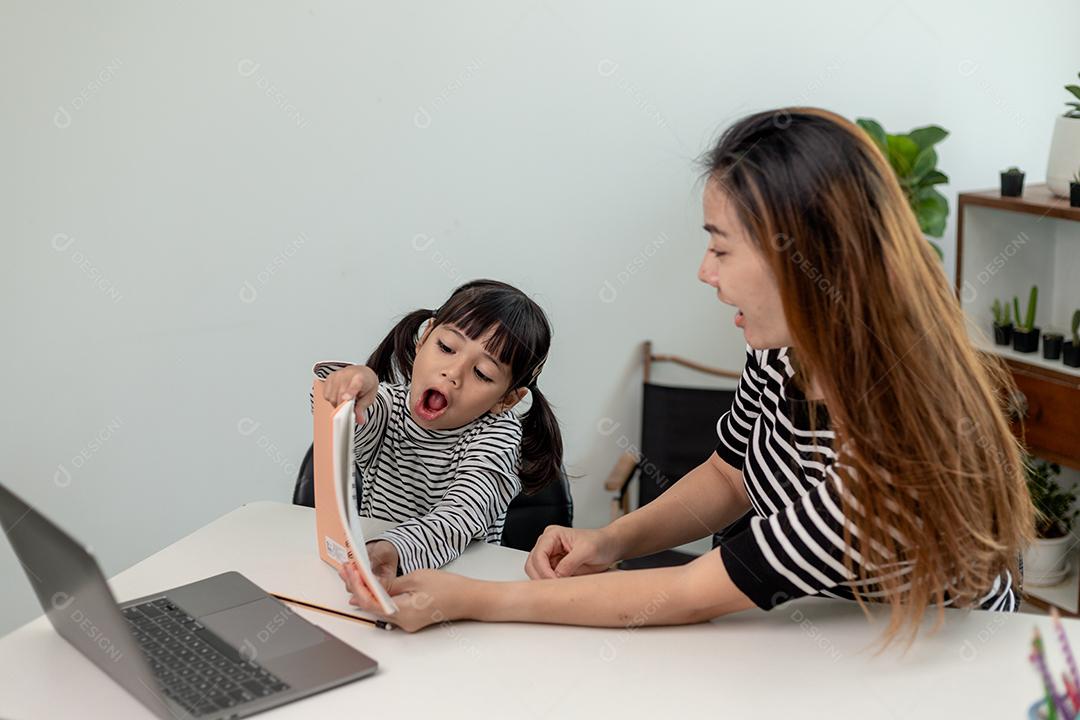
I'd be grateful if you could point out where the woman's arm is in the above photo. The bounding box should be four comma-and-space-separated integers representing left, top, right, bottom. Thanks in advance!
526, 451, 752, 579
608, 451, 752, 560
342, 546, 756, 631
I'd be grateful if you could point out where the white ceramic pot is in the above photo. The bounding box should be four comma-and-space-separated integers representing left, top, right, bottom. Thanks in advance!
1024, 534, 1073, 586
1047, 115, 1080, 198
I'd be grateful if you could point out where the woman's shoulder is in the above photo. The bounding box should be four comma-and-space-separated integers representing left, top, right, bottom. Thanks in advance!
743, 344, 796, 385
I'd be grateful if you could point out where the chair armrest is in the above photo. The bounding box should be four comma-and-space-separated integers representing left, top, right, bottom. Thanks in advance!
603, 450, 640, 492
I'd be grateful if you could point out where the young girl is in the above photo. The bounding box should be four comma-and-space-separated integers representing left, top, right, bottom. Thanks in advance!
315, 279, 562, 582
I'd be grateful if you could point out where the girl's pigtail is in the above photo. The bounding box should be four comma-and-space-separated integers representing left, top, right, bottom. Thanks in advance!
518, 383, 563, 494
365, 308, 436, 383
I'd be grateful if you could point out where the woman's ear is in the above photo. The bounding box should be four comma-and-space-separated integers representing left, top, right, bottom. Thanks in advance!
489, 387, 528, 414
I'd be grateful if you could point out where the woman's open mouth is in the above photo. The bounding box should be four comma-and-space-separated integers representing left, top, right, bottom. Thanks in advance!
415, 388, 450, 422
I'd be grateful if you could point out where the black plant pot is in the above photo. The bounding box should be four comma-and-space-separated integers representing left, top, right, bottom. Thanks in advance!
1012, 327, 1041, 353
1001, 172, 1025, 197
1064, 342, 1080, 368
993, 322, 1013, 346
1071, 182, 1080, 208
1043, 333, 1064, 360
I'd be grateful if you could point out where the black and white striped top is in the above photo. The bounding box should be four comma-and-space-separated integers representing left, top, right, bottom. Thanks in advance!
715, 345, 1019, 612
313, 363, 523, 574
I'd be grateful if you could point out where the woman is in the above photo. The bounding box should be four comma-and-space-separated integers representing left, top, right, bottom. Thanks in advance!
341, 107, 1034, 645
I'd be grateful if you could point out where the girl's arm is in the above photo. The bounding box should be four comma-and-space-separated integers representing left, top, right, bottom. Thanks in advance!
342, 545, 756, 631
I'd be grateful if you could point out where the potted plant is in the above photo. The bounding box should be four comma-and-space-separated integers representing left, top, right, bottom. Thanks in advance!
1011, 285, 1040, 353
855, 118, 949, 259
1024, 457, 1077, 586
992, 298, 1013, 345
1047, 71, 1080, 198
1000, 166, 1025, 197
1071, 169, 1080, 208
1044, 330, 1064, 360
1065, 310, 1080, 368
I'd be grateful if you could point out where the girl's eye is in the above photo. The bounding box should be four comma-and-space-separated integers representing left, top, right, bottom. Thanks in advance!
474, 368, 493, 383
711, 249, 727, 258
437, 341, 453, 353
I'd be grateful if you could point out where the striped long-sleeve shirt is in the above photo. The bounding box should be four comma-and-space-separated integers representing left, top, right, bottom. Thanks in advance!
313, 362, 523, 574
714, 345, 1019, 612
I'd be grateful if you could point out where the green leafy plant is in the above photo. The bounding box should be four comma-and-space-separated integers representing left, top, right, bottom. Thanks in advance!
1072, 309, 1080, 345
1072, 168, 1080, 184
991, 298, 1013, 326
1002, 166, 1024, 175
1026, 457, 1077, 538
1065, 72, 1080, 119
1012, 285, 1039, 332
855, 118, 949, 259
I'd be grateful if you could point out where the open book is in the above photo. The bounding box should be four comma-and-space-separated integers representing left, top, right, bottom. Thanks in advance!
309, 379, 397, 616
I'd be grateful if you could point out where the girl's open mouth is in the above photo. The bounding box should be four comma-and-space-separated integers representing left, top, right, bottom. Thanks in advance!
415, 388, 449, 421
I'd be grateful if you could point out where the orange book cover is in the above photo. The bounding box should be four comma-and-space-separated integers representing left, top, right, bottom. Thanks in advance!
312, 378, 397, 615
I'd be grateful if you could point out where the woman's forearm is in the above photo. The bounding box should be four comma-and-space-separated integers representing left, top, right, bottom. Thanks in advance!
467, 550, 755, 627
606, 453, 751, 561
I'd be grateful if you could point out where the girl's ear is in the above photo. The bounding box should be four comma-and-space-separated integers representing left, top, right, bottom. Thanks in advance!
489, 387, 528, 414
415, 320, 434, 353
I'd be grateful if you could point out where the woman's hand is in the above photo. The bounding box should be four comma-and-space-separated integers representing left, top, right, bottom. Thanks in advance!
323, 365, 379, 425
338, 563, 478, 632
524, 525, 621, 579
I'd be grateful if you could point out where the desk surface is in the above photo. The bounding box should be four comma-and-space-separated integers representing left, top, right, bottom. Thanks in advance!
0, 501, 1054, 718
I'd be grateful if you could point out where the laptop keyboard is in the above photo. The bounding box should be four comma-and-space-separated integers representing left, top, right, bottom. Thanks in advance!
122, 598, 290, 717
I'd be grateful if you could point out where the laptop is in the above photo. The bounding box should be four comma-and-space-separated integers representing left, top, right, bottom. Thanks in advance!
0, 481, 379, 719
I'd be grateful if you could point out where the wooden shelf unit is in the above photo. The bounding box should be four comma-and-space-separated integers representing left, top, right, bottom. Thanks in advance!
955, 183, 1080, 471
955, 183, 1080, 617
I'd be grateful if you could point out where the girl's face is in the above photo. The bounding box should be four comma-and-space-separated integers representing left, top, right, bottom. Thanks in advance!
410, 322, 527, 430
698, 179, 792, 349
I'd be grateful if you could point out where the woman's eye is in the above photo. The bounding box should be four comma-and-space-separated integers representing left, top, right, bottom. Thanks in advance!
711, 249, 727, 258
474, 368, 493, 383
437, 341, 453, 353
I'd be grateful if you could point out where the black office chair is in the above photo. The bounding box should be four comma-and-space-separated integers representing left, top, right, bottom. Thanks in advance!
604, 341, 750, 568
291, 445, 572, 553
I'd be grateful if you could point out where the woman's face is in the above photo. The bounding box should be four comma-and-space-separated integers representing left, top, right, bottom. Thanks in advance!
698, 179, 792, 349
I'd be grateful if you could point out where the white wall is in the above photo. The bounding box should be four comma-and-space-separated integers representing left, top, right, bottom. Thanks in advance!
3, 0, 1079, 637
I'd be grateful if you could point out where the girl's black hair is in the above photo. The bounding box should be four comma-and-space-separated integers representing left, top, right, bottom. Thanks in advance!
365, 279, 562, 495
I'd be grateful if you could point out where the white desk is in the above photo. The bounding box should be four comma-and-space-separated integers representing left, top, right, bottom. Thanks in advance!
0, 501, 1056, 718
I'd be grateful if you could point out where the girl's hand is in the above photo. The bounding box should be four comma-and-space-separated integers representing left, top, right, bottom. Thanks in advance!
524, 525, 620, 579
323, 365, 379, 425
338, 564, 476, 632
365, 540, 399, 586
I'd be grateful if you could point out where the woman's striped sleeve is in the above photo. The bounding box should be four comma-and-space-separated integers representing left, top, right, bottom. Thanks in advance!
714, 345, 766, 470
718, 466, 860, 609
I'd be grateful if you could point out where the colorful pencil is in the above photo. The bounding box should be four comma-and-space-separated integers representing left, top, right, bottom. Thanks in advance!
1063, 672, 1080, 716
1052, 607, 1080, 691
1033, 629, 1071, 720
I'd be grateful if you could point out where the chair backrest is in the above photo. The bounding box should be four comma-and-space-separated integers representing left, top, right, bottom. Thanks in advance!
638, 383, 735, 506
638, 383, 753, 547
499, 467, 573, 552
290, 444, 572, 552
291, 444, 315, 507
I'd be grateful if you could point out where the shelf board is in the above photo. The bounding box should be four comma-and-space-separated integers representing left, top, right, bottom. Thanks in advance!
959, 183, 1080, 223
1025, 552, 1079, 615
972, 334, 1080, 381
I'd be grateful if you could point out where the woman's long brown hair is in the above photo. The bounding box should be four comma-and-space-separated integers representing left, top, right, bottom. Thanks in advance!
703, 107, 1035, 646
